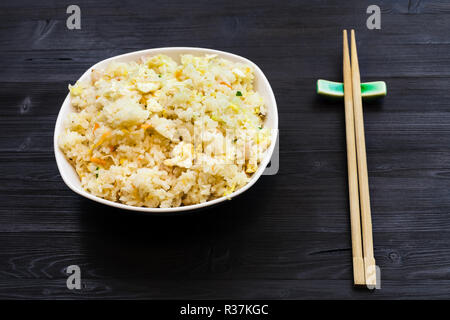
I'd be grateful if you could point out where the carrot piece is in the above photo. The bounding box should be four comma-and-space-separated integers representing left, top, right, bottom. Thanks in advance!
94, 131, 110, 147
175, 70, 183, 80
89, 131, 111, 153
93, 122, 100, 134
90, 157, 107, 166
220, 81, 232, 89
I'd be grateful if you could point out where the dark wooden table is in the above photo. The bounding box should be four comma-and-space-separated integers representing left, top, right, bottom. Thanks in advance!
1, 0, 450, 299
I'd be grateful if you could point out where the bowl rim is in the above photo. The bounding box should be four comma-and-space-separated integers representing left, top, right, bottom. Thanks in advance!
53, 47, 278, 213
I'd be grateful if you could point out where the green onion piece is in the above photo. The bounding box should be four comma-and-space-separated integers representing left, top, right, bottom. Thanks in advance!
236, 91, 242, 96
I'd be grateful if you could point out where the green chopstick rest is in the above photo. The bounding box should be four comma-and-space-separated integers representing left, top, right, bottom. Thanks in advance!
317, 79, 387, 99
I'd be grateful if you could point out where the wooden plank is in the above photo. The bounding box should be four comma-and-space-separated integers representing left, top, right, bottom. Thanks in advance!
1, 279, 450, 300
0, 232, 449, 284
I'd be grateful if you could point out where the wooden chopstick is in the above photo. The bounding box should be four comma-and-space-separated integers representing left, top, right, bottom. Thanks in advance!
343, 30, 365, 285
350, 29, 377, 287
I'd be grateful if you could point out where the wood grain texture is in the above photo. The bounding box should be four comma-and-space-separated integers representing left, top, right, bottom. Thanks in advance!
1, 0, 450, 299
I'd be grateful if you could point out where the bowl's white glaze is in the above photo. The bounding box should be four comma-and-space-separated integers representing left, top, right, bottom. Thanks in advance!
54, 47, 278, 213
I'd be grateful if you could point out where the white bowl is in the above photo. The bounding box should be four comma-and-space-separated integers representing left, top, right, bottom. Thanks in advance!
54, 47, 278, 213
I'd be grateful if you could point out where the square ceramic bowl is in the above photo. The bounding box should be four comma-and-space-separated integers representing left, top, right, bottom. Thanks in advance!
54, 47, 278, 213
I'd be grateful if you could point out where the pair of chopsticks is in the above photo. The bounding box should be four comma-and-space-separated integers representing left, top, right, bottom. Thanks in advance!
343, 30, 376, 287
